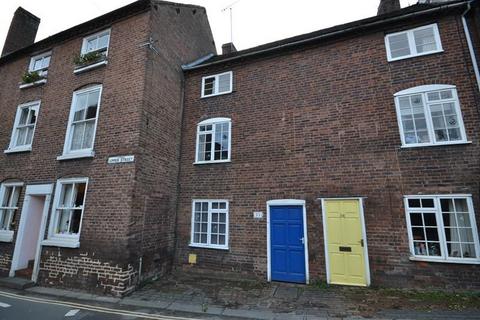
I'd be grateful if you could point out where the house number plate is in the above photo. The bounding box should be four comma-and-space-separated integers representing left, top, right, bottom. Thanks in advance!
253, 211, 263, 219
108, 155, 135, 164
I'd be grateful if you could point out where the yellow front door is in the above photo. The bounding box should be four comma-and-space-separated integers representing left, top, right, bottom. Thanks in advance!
324, 199, 368, 286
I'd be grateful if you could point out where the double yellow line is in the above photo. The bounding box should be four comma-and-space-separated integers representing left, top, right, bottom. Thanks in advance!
0, 290, 200, 320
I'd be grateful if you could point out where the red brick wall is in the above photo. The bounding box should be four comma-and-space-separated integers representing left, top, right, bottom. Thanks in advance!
0, 11, 150, 295
177, 14, 480, 289
130, 3, 216, 280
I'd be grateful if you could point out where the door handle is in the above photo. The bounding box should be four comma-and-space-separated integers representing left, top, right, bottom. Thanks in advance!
300, 237, 305, 244
360, 239, 364, 247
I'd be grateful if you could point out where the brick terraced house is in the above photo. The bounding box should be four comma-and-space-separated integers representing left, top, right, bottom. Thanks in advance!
0, 0, 215, 295
176, 0, 480, 289
0, 0, 479, 296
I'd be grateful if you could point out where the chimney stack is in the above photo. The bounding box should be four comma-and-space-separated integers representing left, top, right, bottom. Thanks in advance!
1, 7, 40, 57
377, 0, 401, 15
221, 42, 237, 55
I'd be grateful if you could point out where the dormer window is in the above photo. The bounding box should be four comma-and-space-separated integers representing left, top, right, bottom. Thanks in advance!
81, 29, 110, 55
201, 71, 233, 98
385, 24, 442, 61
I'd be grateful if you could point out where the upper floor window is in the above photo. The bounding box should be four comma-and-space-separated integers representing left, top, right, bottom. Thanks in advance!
81, 29, 110, 55
0, 182, 22, 242
45, 178, 88, 248
29, 51, 51, 73
405, 195, 480, 263
385, 24, 442, 61
201, 71, 233, 98
5, 101, 40, 153
190, 200, 229, 250
58, 85, 102, 160
195, 118, 231, 164
394, 85, 467, 147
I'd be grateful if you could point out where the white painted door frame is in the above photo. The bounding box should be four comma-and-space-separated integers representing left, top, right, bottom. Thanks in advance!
10, 184, 53, 283
266, 199, 310, 284
320, 197, 371, 286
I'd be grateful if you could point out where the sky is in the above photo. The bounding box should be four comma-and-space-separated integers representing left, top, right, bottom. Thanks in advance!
0, 0, 415, 54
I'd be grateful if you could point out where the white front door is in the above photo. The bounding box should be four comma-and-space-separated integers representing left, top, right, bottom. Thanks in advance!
10, 184, 53, 282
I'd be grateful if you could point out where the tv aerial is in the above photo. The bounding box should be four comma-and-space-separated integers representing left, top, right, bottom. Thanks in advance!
222, 0, 242, 43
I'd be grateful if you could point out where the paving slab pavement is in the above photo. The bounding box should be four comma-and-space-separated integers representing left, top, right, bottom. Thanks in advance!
12, 272, 480, 320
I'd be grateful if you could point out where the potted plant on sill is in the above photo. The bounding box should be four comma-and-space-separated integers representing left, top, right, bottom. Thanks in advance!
74, 51, 107, 69
21, 70, 45, 84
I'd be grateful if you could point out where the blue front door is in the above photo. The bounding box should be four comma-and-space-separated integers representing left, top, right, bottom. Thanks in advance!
270, 205, 306, 283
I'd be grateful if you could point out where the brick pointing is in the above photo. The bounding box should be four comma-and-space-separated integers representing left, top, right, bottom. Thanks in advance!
130, 2, 216, 281
40, 249, 137, 296
0, 1, 215, 295
176, 14, 480, 289
0, 253, 12, 275
0, 11, 150, 294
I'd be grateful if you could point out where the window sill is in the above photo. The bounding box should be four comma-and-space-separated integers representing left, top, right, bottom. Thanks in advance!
74, 60, 108, 74
201, 90, 233, 99
19, 79, 47, 89
0, 231, 14, 243
194, 160, 231, 165
42, 239, 80, 248
409, 256, 480, 265
388, 49, 444, 62
401, 141, 472, 149
189, 243, 229, 251
4, 146, 32, 154
57, 150, 95, 161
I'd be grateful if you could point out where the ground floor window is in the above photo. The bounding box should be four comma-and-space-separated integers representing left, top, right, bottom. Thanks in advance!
190, 200, 229, 250
0, 182, 22, 242
46, 178, 88, 246
404, 195, 480, 263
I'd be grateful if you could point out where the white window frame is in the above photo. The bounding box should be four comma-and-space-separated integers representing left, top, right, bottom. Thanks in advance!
0, 182, 23, 242
404, 194, 480, 264
5, 100, 41, 154
385, 23, 443, 62
81, 29, 111, 56
28, 51, 51, 74
190, 199, 229, 250
44, 177, 89, 248
201, 71, 233, 98
394, 84, 469, 148
195, 117, 232, 164
58, 85, 103, 160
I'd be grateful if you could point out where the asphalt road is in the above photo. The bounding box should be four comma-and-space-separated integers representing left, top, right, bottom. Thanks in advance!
0, 290, 205, 320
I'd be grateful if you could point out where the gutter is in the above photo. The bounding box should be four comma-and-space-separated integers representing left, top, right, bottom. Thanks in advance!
461, 1, 480, 92
184, 1, 468, 70
181, 53, 214, 70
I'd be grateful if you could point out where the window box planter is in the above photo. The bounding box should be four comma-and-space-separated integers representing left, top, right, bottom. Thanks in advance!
19, 78, 47, 89
73, 51, 108, 74
74, 59, 108, 74
19, 70, 47, 89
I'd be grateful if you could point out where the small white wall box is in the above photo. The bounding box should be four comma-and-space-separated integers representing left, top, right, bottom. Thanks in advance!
253, 211, 263, 219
